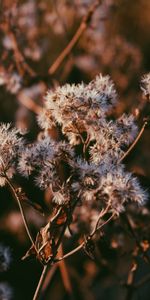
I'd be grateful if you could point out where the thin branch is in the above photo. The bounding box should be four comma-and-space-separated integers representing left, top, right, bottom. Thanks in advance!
56, 213, 115, 262
48, 0, 102, 75
5, 176, 35, 247
33, 265, 49, 300
90, 213, 115, 238
41, 264, 57, 292
9, 30, 36, 77
90, 204, 111, 236
58, 245, 73, 296
119, 121, 147, 163
17, 91, 42, 114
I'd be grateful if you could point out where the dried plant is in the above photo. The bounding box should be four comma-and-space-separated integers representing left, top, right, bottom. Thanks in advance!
0, 72, 149, 299
0, 1, 150, 300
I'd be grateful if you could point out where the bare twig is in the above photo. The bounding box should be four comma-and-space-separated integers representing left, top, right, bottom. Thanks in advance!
56, 212, 115, 262
58, 245, 73, 296
90, 204, 111, 236
119, 121, 147, 163
17, 91, 42, 114
5, 176, 35, 247
33, 265, 49, 300
48, 0, 102, 75
9, 30, 36, 77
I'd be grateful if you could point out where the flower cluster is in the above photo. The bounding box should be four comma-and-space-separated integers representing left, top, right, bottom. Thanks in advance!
0, 74, 147, 235
0, 124, 23, 186
35, 74, 147, 232
19, 136, 74, 203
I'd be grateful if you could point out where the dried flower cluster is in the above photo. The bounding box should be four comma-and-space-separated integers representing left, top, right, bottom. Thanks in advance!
0, 124, 23, 186
0, 74, 147, 238
13, 74, 147, 236
0, 1, 150, 299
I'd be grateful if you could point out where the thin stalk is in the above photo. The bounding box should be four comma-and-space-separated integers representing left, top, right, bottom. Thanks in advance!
5, 176, 35, 247
33, 265, 48, 300
48, 0, 102, 75
56, 213, 115, 262
119, 121, 147, 163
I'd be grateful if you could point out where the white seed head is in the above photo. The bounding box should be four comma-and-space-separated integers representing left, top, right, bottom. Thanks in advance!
141, 73, 150, 96
0, 245, 12, 272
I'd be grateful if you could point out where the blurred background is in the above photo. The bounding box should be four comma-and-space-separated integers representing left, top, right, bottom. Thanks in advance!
0, 0, 150, 299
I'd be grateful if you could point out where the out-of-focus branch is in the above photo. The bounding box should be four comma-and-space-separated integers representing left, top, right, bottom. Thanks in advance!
17, 91, 42, 115
58, 245, 74, 297
125, 260, 137, 300
48, 0, 102, 75
9, 31, 36, 77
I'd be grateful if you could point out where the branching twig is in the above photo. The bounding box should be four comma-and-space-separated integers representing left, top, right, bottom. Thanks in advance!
48, 0, 102, 75
56, 212, 115, 262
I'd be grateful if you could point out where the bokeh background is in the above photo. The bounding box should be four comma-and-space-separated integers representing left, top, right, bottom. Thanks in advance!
0, 1, 150, 299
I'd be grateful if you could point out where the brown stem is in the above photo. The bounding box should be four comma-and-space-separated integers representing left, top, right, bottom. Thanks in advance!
56, 213, 114, 262
33, 265, 49, 300
119, 121, 147, 163
17, 91, 43, 115
48, 0, 102, 75
90, 204, 111, 236
9, 30, 36, 77
5, 176, 35, 247
58, 245, 73, 296
125, 260, 137, 300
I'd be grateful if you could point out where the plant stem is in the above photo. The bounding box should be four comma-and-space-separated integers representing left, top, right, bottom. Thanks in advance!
48, 0, 102, 75
119, 121, 147, 163
56, 213, 115, 262
33, 265, 49, 300
5, 176, 35, 247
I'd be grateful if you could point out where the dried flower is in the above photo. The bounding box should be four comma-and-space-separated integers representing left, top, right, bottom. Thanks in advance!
0, 123, 23, 186
141, 73, 150, 97
0, 245, 12, 272
19, 136, 74, 193
0, 282, 13, 300
2, 73, 146, 237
